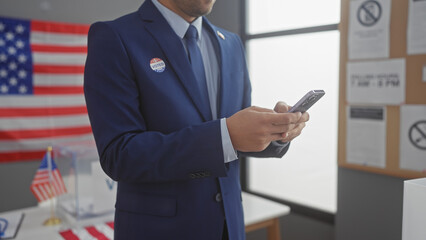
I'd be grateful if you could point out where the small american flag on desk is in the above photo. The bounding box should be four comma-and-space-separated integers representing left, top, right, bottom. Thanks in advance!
30, 147, 66, 202
0, 17, 93, 163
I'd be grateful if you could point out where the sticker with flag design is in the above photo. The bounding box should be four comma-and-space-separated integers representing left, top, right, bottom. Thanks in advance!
150, 58, 165, 73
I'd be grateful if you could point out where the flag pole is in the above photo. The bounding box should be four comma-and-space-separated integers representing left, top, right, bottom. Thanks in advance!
43, 146, 62, 226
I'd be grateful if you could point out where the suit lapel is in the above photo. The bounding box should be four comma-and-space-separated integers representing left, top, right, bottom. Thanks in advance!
138, 0, 212, 121
203, 19, 232, 119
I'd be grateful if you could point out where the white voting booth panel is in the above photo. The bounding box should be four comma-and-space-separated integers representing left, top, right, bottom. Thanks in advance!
402, 178, 426, 240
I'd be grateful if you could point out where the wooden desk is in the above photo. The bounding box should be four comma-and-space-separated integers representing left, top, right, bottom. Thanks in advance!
242, 192, 290, 240
1, 192, 290, 240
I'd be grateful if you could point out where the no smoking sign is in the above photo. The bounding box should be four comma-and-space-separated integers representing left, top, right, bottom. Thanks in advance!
400, 106, 426, 172
409, 121, 426, 150
357, 0, 382, 27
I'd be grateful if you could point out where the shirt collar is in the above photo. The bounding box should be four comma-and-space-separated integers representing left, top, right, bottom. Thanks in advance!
152, 0, 203, 41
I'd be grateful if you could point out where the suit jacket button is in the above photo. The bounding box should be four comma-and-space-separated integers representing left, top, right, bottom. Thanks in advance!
215, 193, 222, 202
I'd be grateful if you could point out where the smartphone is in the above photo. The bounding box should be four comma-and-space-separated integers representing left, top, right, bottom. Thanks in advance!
288, 90, 325, 113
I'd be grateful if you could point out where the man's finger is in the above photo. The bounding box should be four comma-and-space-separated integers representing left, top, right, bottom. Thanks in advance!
298, 112, 310, 123
286, 122, 306, 141
269, 123, 296, 134
266, 112, 302, 125
274, 101, 290, 113
250, 106, 275, 113
270, 133, 286, 142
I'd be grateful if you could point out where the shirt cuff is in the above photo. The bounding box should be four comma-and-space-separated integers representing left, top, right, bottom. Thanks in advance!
220, 118, 238, 163
276, 140, 289, 147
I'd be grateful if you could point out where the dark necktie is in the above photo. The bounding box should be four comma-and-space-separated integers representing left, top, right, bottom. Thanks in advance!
184, 25, 211, 117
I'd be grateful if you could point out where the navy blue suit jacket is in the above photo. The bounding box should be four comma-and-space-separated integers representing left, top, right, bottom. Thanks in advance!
84, 1, 289, 239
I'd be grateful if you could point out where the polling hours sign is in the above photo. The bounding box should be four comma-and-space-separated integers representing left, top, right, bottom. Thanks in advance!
347, 58, 406, 105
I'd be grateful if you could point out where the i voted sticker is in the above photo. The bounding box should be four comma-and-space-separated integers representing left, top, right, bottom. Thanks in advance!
150, 58, 166, 73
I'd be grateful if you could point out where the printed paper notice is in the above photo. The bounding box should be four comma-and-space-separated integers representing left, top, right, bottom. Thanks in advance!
347, 59, 405, 105
400, 105, 426, 172
407, 0, 426, 55
348, 0, 391, 59
423, 65, 426, 82
347, 106, 386, 168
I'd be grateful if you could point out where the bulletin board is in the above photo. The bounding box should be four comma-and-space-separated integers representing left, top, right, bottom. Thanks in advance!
338, 0, 426, 178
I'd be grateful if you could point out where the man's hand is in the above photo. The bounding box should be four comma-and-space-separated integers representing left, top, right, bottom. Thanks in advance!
273, 101, 309, 142
226, 105, 307, 152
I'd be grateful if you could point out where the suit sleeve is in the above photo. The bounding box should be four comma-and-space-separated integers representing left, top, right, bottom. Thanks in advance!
84, 22, 227, 183
235, 35, 291, 158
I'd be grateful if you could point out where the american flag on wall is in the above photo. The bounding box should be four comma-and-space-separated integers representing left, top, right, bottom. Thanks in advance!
0, 16, 93, 163
30, 149, 67, 202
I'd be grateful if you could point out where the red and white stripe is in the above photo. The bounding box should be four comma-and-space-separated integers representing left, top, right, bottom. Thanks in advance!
0, 19, 92, 163
30, 168, 67, 202
60, 222, 115, 240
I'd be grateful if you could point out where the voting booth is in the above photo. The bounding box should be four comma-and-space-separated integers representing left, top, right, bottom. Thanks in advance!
53, 141, 117, 223
402, 178, 426, 240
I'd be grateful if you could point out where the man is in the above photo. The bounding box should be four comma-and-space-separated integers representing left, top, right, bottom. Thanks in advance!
84, 0, 309, 239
